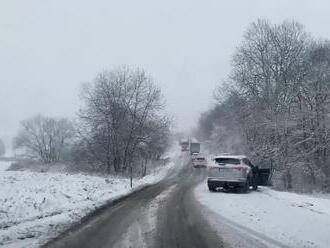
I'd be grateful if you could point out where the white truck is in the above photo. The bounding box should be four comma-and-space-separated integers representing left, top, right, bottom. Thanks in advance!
189, 142, 200, 155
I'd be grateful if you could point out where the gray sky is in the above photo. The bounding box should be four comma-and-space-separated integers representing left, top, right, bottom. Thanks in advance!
1, 0, 330, 152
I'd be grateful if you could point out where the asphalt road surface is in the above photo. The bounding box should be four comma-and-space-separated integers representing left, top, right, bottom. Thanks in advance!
44, 153, 225, 248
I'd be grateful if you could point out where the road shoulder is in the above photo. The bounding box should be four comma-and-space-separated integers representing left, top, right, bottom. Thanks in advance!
194, 182, 330, 248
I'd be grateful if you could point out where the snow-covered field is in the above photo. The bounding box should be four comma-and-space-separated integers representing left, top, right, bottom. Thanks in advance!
195, 183, 330, 248
0, 161, 12, 171
0, 160, 176, 248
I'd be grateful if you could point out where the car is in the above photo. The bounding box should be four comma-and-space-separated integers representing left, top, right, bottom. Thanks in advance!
180, 141, 189, 151
207, 155, 259, 193
192, 155, 207, 168
191, 152, 199, 158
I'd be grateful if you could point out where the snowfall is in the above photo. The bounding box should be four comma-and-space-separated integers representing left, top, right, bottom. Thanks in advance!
195, 183, 330, 248
0, 159, 176, 248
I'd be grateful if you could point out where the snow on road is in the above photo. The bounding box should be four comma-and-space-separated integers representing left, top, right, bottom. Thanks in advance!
0, 161, 176, 248
116, 184, 177, 248
195, 183, 330, 248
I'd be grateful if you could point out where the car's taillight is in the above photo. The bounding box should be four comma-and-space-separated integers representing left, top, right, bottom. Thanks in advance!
236, 167, 248, 176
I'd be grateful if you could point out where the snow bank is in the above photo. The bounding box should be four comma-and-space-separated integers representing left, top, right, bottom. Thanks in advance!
0, 161, 176, 247
195, 183, 330, 248
0, 161, 12, 171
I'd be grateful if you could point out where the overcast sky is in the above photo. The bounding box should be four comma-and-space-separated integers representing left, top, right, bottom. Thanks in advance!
1, 0, 330, 151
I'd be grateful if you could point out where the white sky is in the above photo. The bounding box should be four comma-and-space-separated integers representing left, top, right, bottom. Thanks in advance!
1, 0, 330, 151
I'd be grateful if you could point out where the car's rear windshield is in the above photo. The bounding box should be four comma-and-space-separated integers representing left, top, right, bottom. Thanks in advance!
214, 158, 240, 165
196, 157, 205, 161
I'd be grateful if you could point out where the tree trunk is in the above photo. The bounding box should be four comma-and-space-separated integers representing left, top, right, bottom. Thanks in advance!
106, 159, 111, 174
142, 158, 147, 177
282, 168, 293, 190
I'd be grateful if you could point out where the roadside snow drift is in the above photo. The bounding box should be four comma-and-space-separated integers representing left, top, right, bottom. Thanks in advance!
0, 161, 175, 248
195, 184, 330, 248
0, 161, 12, 171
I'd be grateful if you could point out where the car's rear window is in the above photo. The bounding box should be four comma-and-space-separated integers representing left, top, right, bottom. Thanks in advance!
196, 157, 205, 161
214, 158, 240, 165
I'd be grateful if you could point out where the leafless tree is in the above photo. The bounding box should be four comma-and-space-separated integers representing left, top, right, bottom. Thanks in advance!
197, 19, 330, 192
78, 66, 170, 178
14, 115, 75, 163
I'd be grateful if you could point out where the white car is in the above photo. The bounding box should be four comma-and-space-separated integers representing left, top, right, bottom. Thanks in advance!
192, 155, 207, 168
207, 155, 259, 192
191, 152, 199, 158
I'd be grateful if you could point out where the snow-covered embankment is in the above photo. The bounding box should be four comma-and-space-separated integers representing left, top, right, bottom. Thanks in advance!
0, 161, 12, 171
195, 184, 330, 248
0, 160, 176, 247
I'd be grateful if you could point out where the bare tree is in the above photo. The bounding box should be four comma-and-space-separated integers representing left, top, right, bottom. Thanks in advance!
137, 117, 171, 176
197, 19, 330, 192
229, 19, 309, 189
79, 66, 170, 178
14, 115, 75, 163
293, 41, 330, 190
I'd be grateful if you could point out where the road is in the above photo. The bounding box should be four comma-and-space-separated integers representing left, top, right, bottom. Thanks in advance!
24, 152, 330, 248
44, 153, 225, 248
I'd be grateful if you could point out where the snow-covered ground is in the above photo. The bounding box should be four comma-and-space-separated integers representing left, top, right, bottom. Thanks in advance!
195, 183, 330, 248
0, 161, 12, 171
0, 159, 177, 248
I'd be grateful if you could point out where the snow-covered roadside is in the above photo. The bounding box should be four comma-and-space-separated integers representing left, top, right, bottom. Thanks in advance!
0, 161, 12, 171
0, 159, 177, 248
195, 183, 330, 248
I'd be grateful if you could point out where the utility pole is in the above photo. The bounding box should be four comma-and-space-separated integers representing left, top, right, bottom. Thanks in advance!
130, 165, 133, 188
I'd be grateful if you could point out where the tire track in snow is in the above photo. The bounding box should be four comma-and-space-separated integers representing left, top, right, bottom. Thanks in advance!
108, 184, 177, 248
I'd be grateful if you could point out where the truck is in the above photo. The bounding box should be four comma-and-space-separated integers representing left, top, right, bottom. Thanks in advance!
189, 142, 200, 155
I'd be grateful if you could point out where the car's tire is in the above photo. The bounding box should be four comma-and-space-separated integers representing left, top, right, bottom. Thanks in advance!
208, 185, 216, 192
252, 180, 258, 191
241, 181, 249, 193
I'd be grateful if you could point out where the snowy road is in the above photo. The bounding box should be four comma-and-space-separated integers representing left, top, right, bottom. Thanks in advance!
38, 153, 330, 248
44, 154, 224, 248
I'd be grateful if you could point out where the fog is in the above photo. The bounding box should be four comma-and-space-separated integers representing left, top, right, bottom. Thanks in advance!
1, 0, 330, 153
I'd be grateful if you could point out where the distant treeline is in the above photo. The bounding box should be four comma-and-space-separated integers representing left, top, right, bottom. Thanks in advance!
197, 19, 330, 192
14, 66, 171, 177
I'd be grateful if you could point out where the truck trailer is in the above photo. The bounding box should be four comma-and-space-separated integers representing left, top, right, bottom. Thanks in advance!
190, 142, 200, 155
